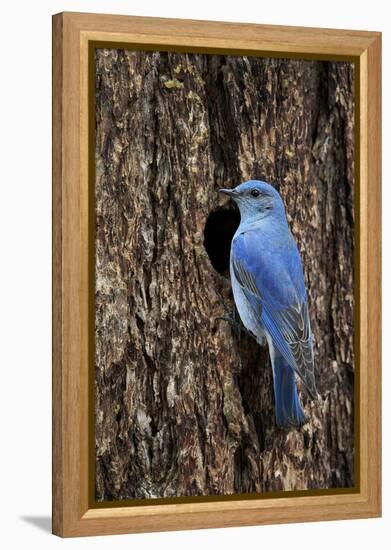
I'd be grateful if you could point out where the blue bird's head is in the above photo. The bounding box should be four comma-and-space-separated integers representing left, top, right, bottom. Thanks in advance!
219, 180, 286, 222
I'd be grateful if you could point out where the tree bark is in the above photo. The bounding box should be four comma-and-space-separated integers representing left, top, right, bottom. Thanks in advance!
94, 49, 355, 501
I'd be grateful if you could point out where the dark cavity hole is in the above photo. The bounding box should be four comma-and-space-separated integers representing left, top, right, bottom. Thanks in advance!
203, 207, 240, 276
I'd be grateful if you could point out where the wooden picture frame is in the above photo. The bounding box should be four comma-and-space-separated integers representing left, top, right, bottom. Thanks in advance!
52, 11, 381, 537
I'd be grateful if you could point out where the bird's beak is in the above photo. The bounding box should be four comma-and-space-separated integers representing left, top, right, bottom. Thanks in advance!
218, 188, 237, 197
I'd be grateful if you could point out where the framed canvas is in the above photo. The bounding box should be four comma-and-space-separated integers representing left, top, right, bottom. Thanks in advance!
52, 12, 381, 537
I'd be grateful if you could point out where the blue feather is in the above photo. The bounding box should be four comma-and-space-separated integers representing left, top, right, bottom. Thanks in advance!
273, 351, 307, 427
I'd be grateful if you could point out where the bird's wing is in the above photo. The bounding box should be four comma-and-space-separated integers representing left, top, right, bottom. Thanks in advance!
231, 230, 317, 398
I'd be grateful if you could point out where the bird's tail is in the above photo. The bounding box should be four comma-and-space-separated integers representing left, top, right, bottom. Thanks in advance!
272, 354, 306, 428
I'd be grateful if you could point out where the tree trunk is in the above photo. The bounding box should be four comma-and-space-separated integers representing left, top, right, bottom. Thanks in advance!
94, 49, 355, 501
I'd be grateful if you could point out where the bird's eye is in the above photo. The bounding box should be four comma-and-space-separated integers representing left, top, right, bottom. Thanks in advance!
250, 189, 260, 198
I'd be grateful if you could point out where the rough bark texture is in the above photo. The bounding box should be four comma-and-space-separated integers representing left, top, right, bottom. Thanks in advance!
94, 49, 355, 501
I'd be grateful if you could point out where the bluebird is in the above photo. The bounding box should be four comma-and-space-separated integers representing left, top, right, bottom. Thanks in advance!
219, 180, 317, 428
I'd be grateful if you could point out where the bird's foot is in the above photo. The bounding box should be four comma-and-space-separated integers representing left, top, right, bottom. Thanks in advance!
216, 314, 255, 340
215, 290, 255, 340
216, 291, 234, 318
